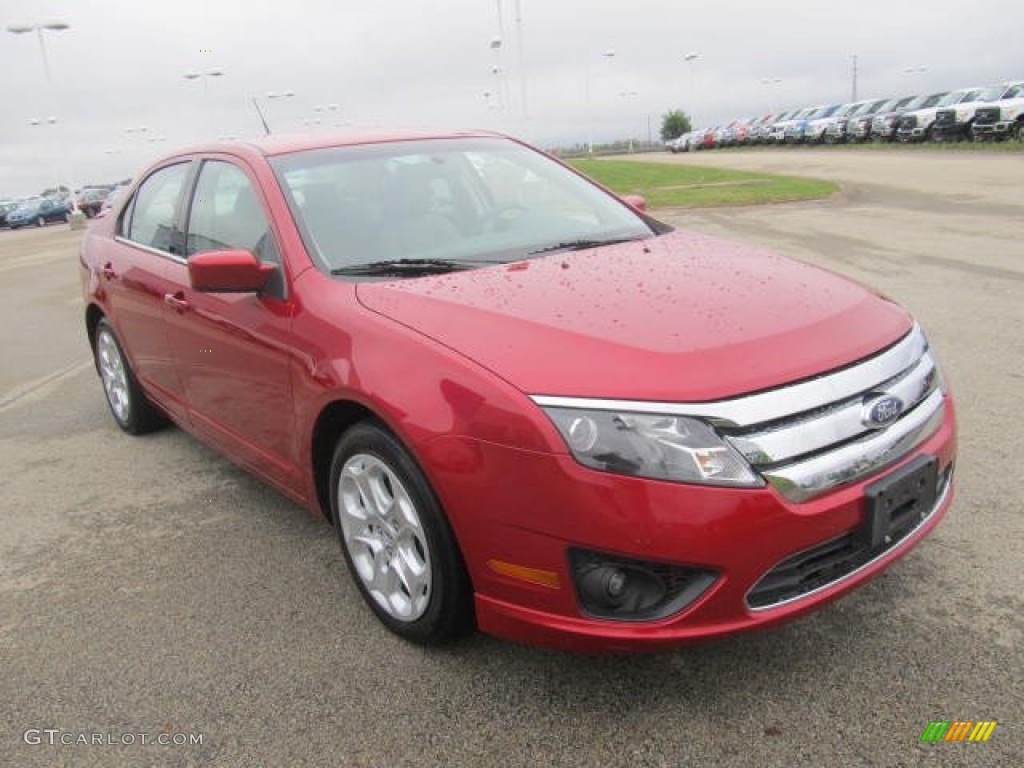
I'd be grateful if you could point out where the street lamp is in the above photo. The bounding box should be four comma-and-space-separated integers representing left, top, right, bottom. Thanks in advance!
586, 49, 616, 153
618, 91, 643, 150
683, 51, 700, 123
8, 21, 71, 199
184, 68, 225, 138
28, 117, 60, 192
252, 90, 295, 134
903, 66, 928, 75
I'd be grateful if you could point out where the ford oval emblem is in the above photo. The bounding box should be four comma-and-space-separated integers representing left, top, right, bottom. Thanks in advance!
862, 394, 904, 429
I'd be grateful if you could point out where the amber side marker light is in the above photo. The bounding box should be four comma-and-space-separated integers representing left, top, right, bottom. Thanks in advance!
487, 560, 561, 589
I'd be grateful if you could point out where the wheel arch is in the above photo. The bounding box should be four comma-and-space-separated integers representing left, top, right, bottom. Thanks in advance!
310, 399, 382, 522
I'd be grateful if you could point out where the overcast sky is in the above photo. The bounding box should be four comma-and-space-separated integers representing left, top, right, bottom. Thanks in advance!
1, 0, 1020, 196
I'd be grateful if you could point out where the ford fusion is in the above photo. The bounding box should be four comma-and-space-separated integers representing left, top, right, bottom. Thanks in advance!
80, 132, 956, 651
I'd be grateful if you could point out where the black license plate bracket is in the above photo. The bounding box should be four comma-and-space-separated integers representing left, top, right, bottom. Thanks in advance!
862, 455, 938, 551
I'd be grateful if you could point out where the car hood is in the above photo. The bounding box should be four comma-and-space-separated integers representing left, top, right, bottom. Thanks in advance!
356, 230, 912, 401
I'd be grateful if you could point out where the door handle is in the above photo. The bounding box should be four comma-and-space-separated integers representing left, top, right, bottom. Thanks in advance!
164, 292, 190, 312
101, 262, 116, 280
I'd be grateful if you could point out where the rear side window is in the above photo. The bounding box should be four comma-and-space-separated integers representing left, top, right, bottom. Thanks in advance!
125, 163, 190, 252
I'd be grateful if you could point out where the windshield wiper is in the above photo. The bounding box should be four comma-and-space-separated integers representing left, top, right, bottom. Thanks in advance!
527, 236, 646, 255
330, 258, 480, 276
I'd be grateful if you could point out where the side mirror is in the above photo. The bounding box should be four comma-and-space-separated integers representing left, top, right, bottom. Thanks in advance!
188, 249, 274, 293
621, 194, 647, 212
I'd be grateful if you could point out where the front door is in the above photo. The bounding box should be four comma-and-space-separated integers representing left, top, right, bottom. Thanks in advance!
163, 158, 299, 491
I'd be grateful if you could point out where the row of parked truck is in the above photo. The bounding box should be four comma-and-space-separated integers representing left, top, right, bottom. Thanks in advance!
667, 81, 1024, 151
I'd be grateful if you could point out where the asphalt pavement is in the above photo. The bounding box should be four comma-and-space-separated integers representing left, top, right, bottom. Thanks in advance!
1, 150, 1021, 767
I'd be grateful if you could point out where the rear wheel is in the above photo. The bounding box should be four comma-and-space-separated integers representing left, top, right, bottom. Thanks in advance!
330, 422, 473, 645
94, 319, 166, 434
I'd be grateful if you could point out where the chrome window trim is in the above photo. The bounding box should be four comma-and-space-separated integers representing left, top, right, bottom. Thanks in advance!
727, 352, 937, 466
746, 466, 953, 612
113, 236, 187, 265
530, 325, 925, 429
761, 388, 945, 502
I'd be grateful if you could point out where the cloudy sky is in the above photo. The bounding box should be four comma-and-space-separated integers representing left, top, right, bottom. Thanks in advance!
1, 0, 1020, 196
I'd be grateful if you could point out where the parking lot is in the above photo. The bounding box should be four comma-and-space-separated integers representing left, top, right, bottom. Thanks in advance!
1, 149, 1021, 766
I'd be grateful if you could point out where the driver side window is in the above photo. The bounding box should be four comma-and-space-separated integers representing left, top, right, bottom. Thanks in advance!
185, 160, 284, 296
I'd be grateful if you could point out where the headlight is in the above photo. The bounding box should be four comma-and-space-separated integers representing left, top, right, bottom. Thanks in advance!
541, 407, 762, 487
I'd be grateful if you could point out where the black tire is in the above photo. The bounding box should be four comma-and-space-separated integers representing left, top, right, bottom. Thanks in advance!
329, 422, 473, 645
1013, 121, 1023, 142
93, 318, 166, 434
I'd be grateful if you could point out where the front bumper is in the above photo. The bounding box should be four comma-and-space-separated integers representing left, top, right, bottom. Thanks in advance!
972, 120, 1014, 138
931, 121, 967, 140
424, 400, 957, 652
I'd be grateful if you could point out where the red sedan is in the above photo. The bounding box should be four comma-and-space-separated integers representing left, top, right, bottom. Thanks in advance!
81, 131, 956, 651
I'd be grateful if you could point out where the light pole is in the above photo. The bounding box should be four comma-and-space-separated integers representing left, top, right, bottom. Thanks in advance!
586, 49, 616, 154
8, 21, 71, 199
183, 68, 225, 138
252, 90, 294, 134
618, 90, 640, 151
489, 36, 508, 111
28, 117, 60, 192
683, 51, 699, 124
903, 66, 928, 75
760, 78, 783, 112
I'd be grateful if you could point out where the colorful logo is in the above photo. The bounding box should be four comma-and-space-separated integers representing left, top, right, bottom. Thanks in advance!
920, 720, 997, 742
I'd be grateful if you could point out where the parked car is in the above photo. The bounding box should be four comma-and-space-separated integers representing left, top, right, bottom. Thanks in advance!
833, 99, 889, 143
665, 132, 692, 153
5, 196, 71, 229
768, 107, 813, 144
897, 87, 983, 142
77, 187, 111, 218
751, 111, 792, 144
96, 183, 131, 219
972, 82, 1024, 140
782, 106, 826, 143
742, 113, 777, 145
0, 200, 19, 228
848, 96, 914, 142
81, 131, 957, 651
931, 83, 1022, 141
871, 92, 946, 142
801, 104, 844, 144
820, 100, 871, 144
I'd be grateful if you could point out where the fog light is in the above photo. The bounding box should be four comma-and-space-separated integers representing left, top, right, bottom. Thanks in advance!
569, 549, 718, 621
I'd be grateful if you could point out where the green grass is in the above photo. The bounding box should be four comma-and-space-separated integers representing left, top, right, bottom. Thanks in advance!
569, 158, 838, 208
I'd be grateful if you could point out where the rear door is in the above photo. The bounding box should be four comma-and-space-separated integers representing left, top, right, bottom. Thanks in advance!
100, 161, 194, 423
163, 157, 300, 490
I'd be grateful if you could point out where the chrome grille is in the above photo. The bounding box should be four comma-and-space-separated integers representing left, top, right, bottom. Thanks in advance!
530, 326, 946, 504
718, 325, 944, 502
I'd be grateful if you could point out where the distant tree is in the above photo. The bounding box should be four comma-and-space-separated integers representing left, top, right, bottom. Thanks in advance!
660, 110, 693, 141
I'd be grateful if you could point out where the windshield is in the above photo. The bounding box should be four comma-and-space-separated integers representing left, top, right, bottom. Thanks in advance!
271, 137, 656, 273
937, 90, 971, 107
974, 85, 1004, 102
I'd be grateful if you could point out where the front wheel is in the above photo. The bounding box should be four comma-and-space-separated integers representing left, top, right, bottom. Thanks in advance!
93, 318, 166, 434
330, 422, 473, 645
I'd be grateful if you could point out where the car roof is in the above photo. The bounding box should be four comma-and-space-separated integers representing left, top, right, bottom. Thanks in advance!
168, 129, 505, 161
